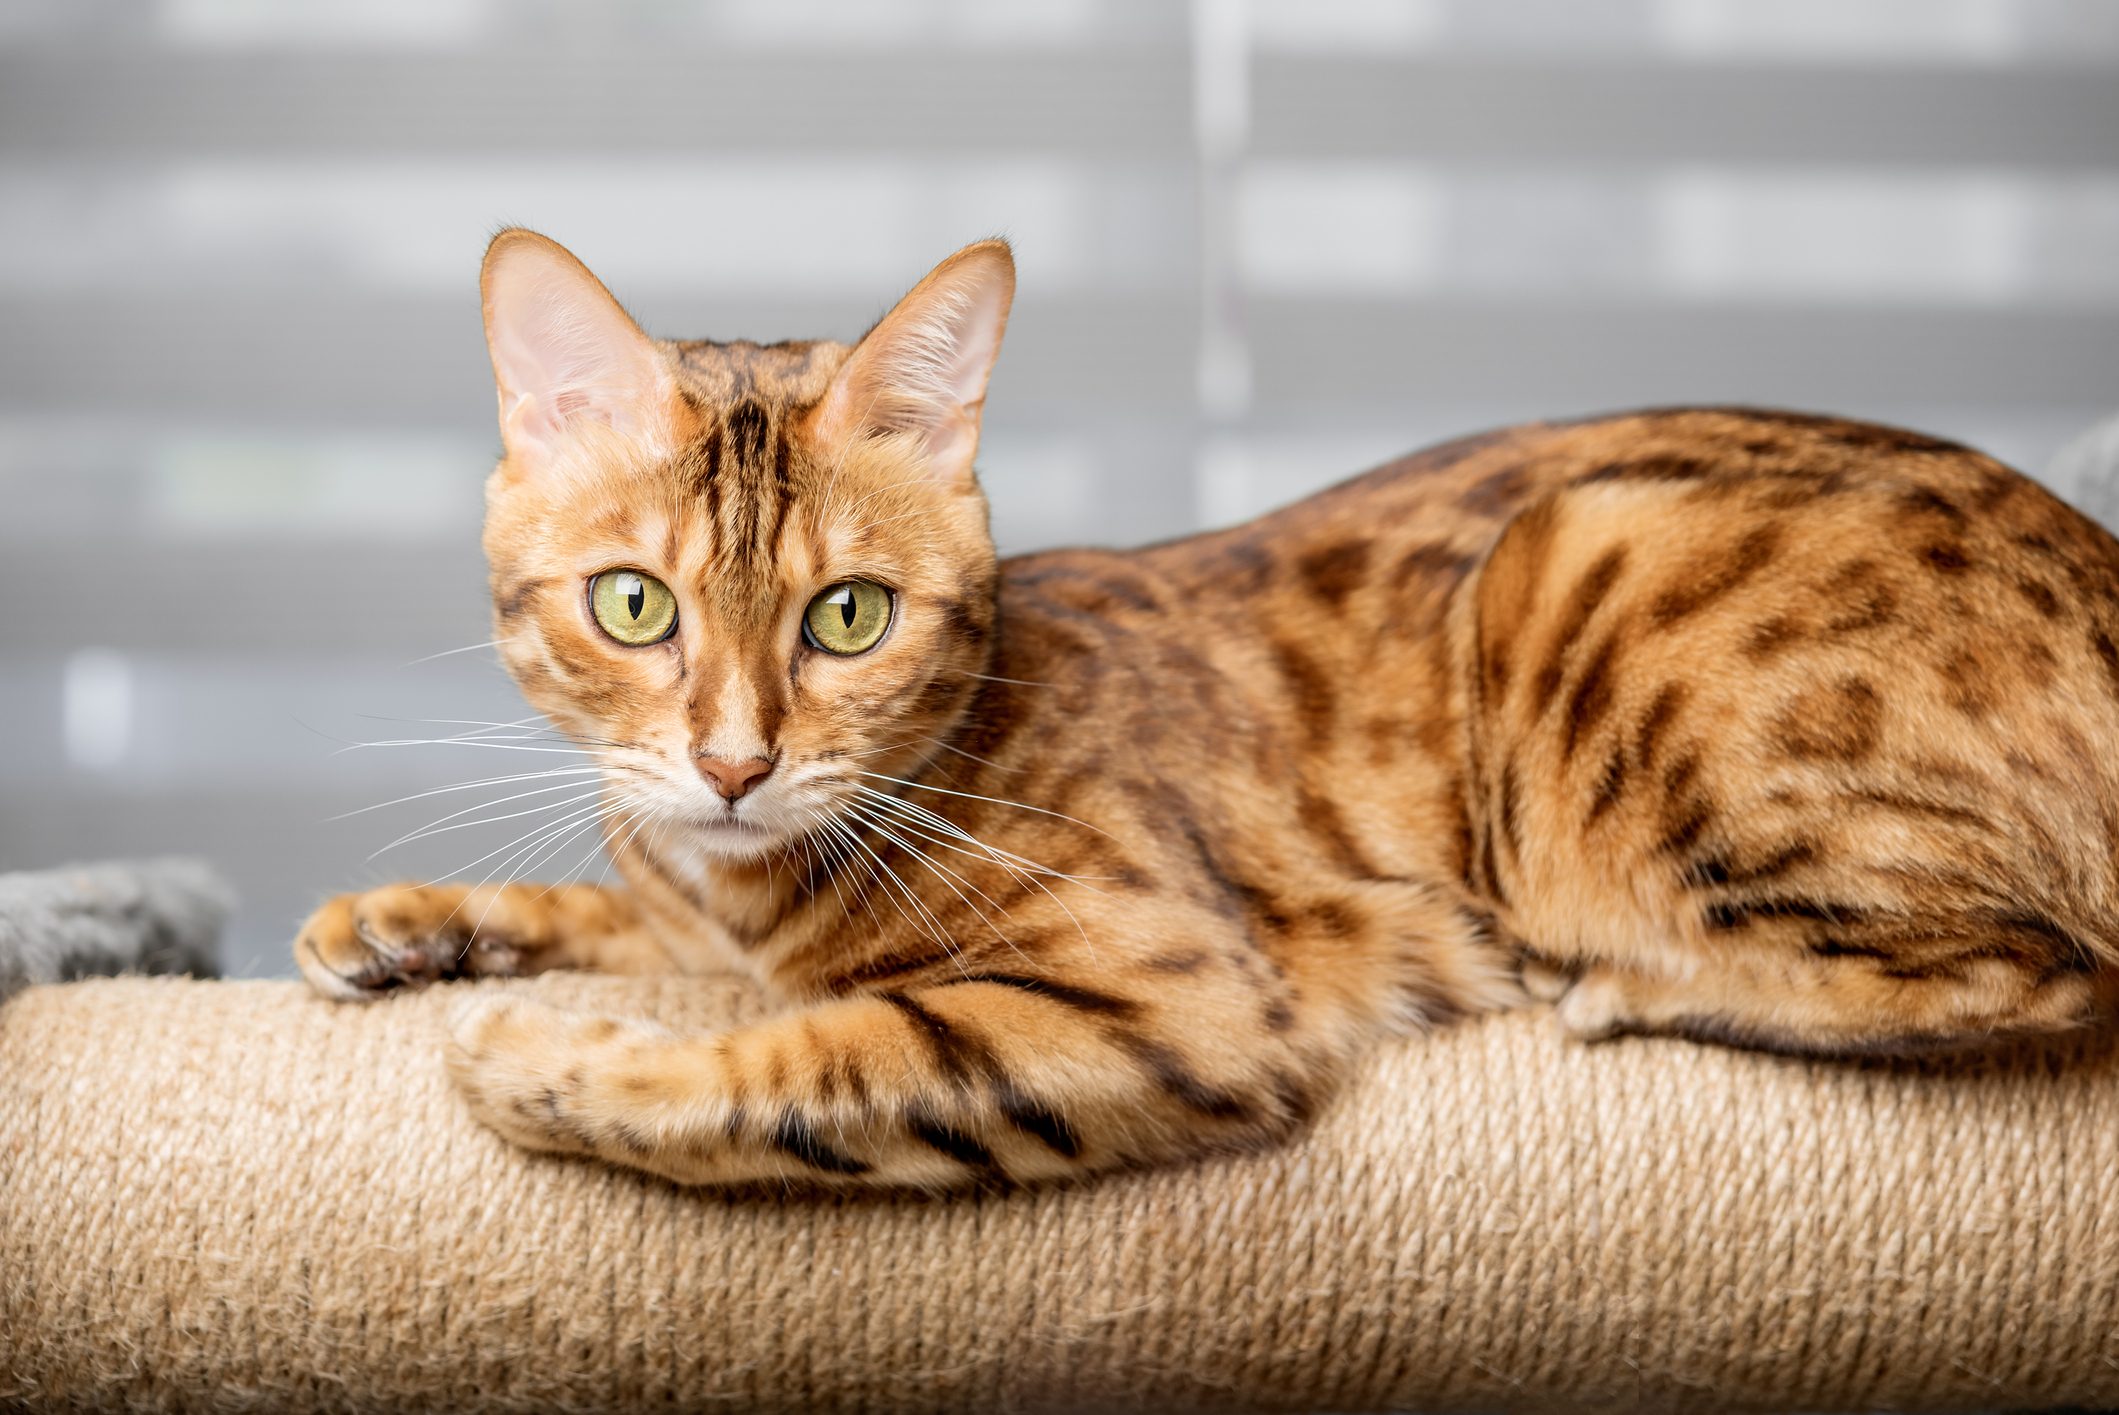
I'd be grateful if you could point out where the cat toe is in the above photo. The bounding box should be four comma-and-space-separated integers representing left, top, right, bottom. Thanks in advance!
1519, 957, 1575, 1004
295, 885, 472, 1000
1552, 970, 1635, 1042
445, 998, 627, 1157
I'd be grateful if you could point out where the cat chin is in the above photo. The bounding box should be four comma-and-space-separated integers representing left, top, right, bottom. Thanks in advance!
677, 816, 794, 861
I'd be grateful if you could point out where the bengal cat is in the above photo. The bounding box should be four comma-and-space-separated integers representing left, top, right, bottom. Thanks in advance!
297, 230, 2119, 1189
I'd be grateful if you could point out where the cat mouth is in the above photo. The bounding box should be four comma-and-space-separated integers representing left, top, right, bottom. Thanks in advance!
671, 810, 787, 859
693, 812, 771, 832
686, 810, 782, 841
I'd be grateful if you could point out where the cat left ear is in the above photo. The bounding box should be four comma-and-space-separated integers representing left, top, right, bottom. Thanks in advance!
811, 240, 1015, 487
480, 228, 678, 470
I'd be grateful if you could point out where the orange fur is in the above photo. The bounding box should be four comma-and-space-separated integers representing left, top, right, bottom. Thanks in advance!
298, 232, 2119, 1189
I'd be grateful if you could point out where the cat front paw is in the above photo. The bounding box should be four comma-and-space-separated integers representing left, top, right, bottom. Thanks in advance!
444, 996, 672, 1159
1549, 967, 1640, 1041
295, 883, 526, 1001
1518, 956, 1576, 1004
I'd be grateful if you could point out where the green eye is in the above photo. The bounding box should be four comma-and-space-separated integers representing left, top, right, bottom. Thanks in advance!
803, 581, 893, 656
590, 570, 677, 646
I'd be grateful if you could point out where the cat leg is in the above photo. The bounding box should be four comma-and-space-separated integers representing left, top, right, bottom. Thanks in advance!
1545, 943, 2106, 1055
296, 882, 671, 1001
443, 970, 1317, 1189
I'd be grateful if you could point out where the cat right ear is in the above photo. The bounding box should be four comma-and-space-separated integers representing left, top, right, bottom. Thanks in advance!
480, 229, 677, 470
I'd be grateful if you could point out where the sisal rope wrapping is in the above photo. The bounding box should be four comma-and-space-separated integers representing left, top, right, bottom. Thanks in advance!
3, 973, 2115, 1412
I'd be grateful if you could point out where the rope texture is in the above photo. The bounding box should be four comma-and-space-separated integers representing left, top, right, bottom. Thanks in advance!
4, 974, 2115, 1412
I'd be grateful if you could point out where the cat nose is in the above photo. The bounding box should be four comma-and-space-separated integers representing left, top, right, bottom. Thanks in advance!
695, 755, 775, 801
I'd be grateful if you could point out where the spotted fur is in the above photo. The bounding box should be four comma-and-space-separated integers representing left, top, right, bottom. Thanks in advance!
298, 233, 2119, 1189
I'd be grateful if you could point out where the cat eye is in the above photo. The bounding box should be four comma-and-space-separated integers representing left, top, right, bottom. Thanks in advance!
589, 569, 678, 646
802, 581, 893, 656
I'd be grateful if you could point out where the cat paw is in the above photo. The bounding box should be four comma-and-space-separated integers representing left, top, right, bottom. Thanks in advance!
445, 996, 670, 1159
1519, 957, 1575, 1004
295, 883, 525, 1001
1522, 955, 1631, 1035
1550, 968, 1639, 1041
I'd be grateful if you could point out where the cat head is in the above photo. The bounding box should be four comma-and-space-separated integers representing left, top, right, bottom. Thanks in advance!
478, 229, 1013, 859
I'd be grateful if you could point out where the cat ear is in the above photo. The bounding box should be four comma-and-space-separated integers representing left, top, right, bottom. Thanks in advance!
480, 229, 677, 468
812, 240, 1015, 487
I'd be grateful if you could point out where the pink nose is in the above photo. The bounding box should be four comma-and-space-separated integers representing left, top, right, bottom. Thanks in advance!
695, 755, 775, 801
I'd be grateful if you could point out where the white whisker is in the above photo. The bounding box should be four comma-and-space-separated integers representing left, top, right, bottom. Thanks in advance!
327, 765, 604, 822
348, 713, 551, 738
848, 785, 1102, 960
398, 638, 515, 667
844, 802, 1025, 960
450, 795, 631, 947
941, 669, 1054, 688
434, 795, 621, 891
336, 738, 595, 758
368, 781, 609, 856
799, 805, 861, 926
856, 770, 1111, 837
821, 816, 965, 973
852, 785, 1099, 883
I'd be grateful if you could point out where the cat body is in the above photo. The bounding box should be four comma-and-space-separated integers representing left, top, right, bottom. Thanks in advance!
298, 233, 2119, 1189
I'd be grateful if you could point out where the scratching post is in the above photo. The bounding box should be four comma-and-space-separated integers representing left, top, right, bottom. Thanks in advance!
4, 972, 2115, 1412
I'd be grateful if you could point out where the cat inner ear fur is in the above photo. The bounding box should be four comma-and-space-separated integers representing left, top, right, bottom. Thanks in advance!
810, 239, 1016, 488
480, 228, 678, 471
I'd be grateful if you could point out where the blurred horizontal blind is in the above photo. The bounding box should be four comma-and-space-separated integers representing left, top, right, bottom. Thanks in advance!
1, 0, 2115, 974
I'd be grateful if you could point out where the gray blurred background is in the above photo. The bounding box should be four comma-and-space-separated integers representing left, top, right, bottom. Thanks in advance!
4, 0, 2118, 977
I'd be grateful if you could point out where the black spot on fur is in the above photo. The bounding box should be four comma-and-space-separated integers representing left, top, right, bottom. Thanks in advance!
1707, 897, 1867, 932
1820, 560, 1900, 635
1271, 639, 1336, 748
904, 1103, 997, 1171
1214, 540, 1276, 595
940, 973, 1139, 1019
878, 991, 995, 1082
1580, 455, 1713, 484
2094, 630, 2119, 700
828, 949, 957, 991
1460, 466, 1534, 518
1146, 949, 1210, 975
494, 578, 548, 621
2016, 577, 2063, 619
769, 1109, 870, 1176
997, 1085, 1080, 1158
1634, 683, 1687, 770
1898, 485, 1967, 526
1807, 937, 1894, 960
1120, 1036, 1252, 1121
1774, 677, 1884, 762
1296, 539, 1374, 609
1746, 616, 1803, 658
1721, 409, 1969, 457
1657, 801, 1715, 859
1686, 841, 1816, 891
1498, 761, 1523, 861
1392, 543, 1477, 595
1587, 747, 1628, 823
1535, 547, 1628, 718
1563, 633, 1620, 759
1651, 525, 1779, 625
725, 399, 770, 464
